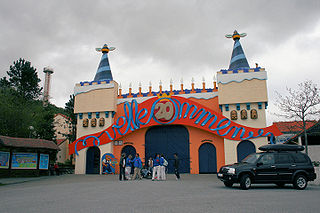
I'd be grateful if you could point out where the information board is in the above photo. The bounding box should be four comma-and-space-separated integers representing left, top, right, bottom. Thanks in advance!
11, 153, 37, 169
39, 154, 49, 170
0, 151, 10, 169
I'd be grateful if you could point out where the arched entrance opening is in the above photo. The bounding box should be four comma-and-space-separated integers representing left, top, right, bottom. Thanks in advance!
199, 143, 217, 174
237, 140, 256, 162
86, 146, 101, 174
145, 125, 190, 173
121, 145, 136, 159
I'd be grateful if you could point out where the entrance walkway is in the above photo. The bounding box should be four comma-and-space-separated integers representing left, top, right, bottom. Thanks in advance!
0, 174, 319, 213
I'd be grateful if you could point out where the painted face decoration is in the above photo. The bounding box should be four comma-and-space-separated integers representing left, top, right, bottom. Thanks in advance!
230, 110, 237, 120
251, 109, 258, 119
91, 118, 97, 127
241, 109, 247, 120
99, 118, 105, 127
83, 118, 89, 127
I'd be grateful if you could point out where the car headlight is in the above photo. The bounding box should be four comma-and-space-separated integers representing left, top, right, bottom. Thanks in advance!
227, 168, 236, 174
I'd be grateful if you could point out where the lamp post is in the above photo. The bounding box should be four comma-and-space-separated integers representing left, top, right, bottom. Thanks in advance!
28, 126, 34, 138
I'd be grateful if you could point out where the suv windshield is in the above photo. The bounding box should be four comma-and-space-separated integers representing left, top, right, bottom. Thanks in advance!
241, 153, 262, 164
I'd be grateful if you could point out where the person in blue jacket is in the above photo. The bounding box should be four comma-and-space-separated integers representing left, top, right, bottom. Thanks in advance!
159, 154, 167, 180
132, 153, 142, 180
152, 153, 161, 181
125, 154, 133, 180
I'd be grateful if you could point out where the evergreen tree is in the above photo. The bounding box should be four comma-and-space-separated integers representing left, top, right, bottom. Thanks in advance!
6, 58, 42, 100
0, 77, 11, 88
64, 95, 77, 142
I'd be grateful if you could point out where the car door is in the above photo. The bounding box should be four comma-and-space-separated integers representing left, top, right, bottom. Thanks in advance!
274, 153, 294, 182
254, 153, 277, 182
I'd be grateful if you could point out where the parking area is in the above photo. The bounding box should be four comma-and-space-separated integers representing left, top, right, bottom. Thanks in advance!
0, 174, 319, 213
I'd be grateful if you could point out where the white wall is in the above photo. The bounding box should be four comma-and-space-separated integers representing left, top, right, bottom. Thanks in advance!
224, 137, 268, 165
75, 148, 87, 174
308, 145, 320, 162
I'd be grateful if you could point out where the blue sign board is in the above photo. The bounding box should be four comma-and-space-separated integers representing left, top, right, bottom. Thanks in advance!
0, 151, 10, 169
39, 154, 49, 170
11, 153, 37, 169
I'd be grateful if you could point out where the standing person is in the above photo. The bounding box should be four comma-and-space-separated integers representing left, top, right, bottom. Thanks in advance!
119, 153, 126, 181
159, 154, 167, 180
147, 157, 153, 177
132, 153, 142, 180
152, 153, 161, 181
125, 154, 133, 180
54, 163, 59, 176
174, 153, 180, 180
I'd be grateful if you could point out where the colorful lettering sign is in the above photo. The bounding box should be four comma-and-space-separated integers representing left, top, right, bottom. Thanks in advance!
39, 154, 49, 170
0, 151, 10, 169
70, 95, 282, 155
11, 153, 37, 169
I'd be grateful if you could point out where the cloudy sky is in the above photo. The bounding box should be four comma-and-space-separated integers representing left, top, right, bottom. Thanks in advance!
1, 0, 320, 124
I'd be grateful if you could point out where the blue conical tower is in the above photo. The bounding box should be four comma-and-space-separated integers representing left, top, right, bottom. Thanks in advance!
227, 30, 250, 70
94, 44, 114, 81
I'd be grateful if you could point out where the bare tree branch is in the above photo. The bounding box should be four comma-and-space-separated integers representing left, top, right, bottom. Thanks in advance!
274, 80, 320, 154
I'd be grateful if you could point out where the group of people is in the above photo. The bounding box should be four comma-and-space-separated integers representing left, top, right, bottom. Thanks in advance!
119, 153, 143, 181
119, 152, 180, 181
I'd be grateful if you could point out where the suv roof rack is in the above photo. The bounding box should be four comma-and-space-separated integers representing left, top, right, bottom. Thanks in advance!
259, 144, 304, 152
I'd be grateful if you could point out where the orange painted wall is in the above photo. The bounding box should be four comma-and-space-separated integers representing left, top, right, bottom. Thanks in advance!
187, 126, 225, 174
189, 96, 220, 112
113, 127, 147, 174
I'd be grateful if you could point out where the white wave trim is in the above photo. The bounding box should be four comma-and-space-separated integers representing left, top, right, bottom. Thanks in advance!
217, 71, 267, 84
117, 92, 218, 104
74, 82, 115, 96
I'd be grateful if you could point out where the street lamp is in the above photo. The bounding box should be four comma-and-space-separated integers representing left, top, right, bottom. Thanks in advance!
28, 126, 34, 138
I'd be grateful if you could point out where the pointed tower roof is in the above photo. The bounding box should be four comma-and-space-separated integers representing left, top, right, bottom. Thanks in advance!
226, 30, 250, 70
93, 44, 115, 81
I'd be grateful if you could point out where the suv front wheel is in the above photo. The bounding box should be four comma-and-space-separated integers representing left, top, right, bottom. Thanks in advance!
293, 174, 308, 190
240, 174, 252, 190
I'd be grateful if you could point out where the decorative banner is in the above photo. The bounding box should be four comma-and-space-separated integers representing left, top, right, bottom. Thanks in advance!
11, 153, 37, 169
0, 151, 10, 169
70, 95, 282, 155
101, 153, 118, 174
39, 154, 49, 170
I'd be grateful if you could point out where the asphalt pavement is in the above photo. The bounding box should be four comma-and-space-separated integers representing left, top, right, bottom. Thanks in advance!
0, 174, 319, 213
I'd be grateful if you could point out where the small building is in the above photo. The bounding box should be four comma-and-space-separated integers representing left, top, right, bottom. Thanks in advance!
0, 135, 59, 177
285, 120, 320, 162
54, 113, 74, 164
273, 121, 317, 144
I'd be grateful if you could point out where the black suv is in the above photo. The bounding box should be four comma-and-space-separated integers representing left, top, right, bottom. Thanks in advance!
217, 144, 316, 190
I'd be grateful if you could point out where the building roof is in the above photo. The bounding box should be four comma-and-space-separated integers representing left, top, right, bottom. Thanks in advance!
56, 138, 68, 146
54, 113, 72, 121
94, 44, 113, 81
228, 30, 250, 70
286, 120, 320, 143
0, 136, 60, 150
273, 121, 317, 134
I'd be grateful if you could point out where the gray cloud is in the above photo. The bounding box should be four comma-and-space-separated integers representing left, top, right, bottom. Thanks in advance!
1, 0, 320, 124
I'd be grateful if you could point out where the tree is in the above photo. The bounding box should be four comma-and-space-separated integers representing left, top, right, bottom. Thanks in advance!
4, 58, 42, 100
0, 58, 59, 140
64, 95, 77, 142
275, 80, 320, 154
0, 77, 11, 88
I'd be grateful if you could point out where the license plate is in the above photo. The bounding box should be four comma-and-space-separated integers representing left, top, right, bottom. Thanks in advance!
218, 173, 223, 177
